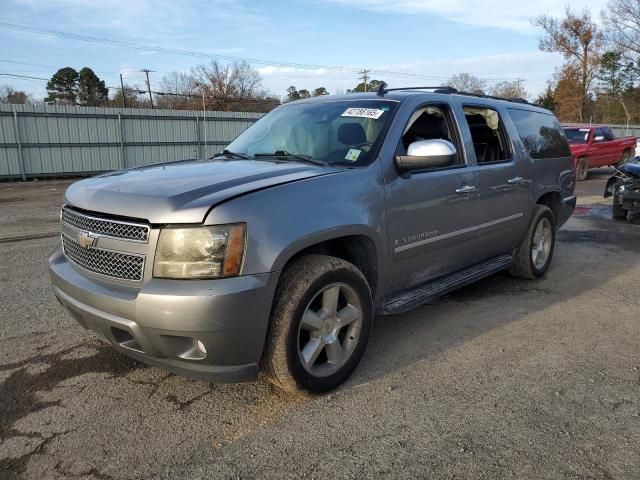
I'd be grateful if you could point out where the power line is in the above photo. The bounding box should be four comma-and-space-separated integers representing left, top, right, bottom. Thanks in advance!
0, 22, 521, 83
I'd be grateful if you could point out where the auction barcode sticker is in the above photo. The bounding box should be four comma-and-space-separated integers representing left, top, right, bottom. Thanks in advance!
341, 108, 385, 119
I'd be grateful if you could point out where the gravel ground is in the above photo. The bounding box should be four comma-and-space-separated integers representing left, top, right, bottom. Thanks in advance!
1, 170, 639, 479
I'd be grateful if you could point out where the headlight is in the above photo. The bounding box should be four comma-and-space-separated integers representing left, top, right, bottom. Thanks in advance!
153, 224, 246, 279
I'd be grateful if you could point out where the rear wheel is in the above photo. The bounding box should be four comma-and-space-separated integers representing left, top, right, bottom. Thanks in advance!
576, 157, 589, 181
616, 149, 632, 168
261, 255, 373, 396
510, 205, 556, 279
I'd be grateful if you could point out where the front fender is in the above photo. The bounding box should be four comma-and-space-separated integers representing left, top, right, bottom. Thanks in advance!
203, 166, 388, 284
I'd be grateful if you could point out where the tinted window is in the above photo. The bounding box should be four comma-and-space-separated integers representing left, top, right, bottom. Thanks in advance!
508, 109, 571, 159
603, 127, 615, 140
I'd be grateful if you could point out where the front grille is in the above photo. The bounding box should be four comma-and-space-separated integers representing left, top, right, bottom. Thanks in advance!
61, 207, 149, 242
62, 234, 145, 282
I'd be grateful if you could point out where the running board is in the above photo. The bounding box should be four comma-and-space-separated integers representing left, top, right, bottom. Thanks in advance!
378, 254, 513, 316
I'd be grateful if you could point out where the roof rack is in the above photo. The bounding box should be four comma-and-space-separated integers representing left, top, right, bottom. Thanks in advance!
376, 85, 457, 95
376, 84, 539, 107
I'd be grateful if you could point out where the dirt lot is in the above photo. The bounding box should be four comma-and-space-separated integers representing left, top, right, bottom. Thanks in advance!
1, 170, 639, 479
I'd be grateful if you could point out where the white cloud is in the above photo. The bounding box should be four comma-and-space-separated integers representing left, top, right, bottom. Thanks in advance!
258, 51, 563, 98
322, 0, 610, 32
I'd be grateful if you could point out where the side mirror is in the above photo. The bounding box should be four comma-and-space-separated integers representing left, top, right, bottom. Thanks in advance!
594, 135, 605, 142
395, 139, 457, 172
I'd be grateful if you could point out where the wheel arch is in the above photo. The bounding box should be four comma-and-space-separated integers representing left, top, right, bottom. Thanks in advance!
272, 228, 381, 299
536, 191, 562, 224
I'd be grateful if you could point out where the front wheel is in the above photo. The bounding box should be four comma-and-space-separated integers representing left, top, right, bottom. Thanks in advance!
510, 205, 556, 279
261, 255, 373, 396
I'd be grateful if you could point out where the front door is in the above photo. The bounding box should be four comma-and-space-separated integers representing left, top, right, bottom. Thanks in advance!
384, 102, 481, 293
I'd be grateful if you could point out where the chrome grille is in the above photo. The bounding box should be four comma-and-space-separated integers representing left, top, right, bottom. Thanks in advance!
62, 234, 145, 282
61, 207, 149, 242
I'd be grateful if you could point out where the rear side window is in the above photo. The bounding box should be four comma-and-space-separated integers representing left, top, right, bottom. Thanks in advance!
507, 109, 571, 159
462, 106, 511, 164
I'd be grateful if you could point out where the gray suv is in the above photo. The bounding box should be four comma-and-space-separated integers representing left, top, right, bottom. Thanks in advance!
49, 88, 576, 395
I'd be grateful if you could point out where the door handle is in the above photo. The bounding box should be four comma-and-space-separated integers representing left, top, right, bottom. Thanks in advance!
507, 176, 525, 184
455, 185, 478, 194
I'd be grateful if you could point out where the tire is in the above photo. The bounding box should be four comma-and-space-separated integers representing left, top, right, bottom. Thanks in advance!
509, 205, 556, 280
616, 149, 631, 168
612, 194, 626, 219
576, 157, 589, 181
261, 255, 373, 396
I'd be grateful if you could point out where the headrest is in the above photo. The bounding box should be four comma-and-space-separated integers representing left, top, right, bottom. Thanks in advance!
338, 123, 367, 146
411, 114, 447, 139
469, 124, 496, 142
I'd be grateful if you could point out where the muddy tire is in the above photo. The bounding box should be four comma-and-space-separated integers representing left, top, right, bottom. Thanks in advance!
510, 205, 556, 280
261, 255, 373, 396
576, 157, 589, 181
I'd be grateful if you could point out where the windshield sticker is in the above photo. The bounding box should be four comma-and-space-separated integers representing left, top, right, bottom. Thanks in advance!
579, 128, 590, 132
345, 149, 361, 161
341, 108, 385, 119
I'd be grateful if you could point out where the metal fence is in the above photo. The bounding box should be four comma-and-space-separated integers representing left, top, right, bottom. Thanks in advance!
609, 124, 640, 138
0, 104, 263, 180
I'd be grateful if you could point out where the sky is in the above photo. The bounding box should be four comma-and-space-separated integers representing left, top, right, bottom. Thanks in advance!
0, 0, 611, 102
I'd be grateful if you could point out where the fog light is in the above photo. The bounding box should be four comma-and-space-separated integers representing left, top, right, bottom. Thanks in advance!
196, 340, 207, 355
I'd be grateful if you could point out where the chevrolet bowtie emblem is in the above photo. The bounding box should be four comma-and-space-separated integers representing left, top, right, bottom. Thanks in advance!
77, 231, 97, 249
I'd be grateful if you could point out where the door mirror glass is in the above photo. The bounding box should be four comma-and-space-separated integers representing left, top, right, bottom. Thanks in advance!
395, 139, 457, 172
594, 135, 605, 142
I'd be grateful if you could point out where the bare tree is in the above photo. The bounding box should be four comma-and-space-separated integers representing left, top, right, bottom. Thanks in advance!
0, 85, 31, 104
191, 61, 271, 111
603, 0, 640, 61
156, 71, 198, 109
490, 81, 527, 99
533, 7, 604, 121
447, 73, 486, 93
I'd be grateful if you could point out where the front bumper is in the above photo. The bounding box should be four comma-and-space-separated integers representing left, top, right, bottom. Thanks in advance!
49, 248, 277, 383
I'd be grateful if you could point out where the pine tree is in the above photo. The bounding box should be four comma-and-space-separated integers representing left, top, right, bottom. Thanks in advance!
45, 67, 79, 105
78, 67, 109, 106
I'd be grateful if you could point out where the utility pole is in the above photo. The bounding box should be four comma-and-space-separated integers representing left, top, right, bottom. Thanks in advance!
201, 90, 207, 158
515, 78, 524, 96
358, 69, 370, 92
141, 69, 154, 108
119, 74, 127, 109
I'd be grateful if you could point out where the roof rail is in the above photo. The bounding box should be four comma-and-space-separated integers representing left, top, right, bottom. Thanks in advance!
376, 85, 457, 95
377, 85, 539, 107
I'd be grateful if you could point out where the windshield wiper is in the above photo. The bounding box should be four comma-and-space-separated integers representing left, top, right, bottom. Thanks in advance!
211, 150, 253, 160
254, 150, 327, 166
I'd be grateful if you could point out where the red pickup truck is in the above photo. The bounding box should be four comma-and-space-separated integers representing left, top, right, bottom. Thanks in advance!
562, 125, 636, 180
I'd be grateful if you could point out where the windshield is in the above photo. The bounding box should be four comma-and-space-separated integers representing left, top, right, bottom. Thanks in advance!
563, 127, 590, 144
224, 99, 398, 166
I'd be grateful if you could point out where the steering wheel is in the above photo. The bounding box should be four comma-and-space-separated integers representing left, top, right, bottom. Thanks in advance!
352, 141, 373, 152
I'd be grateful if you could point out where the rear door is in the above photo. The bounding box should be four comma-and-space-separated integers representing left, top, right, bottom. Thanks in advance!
458, 104, 531, 260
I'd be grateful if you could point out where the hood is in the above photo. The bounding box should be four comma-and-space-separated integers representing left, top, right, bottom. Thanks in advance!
64, 159, 339, 224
